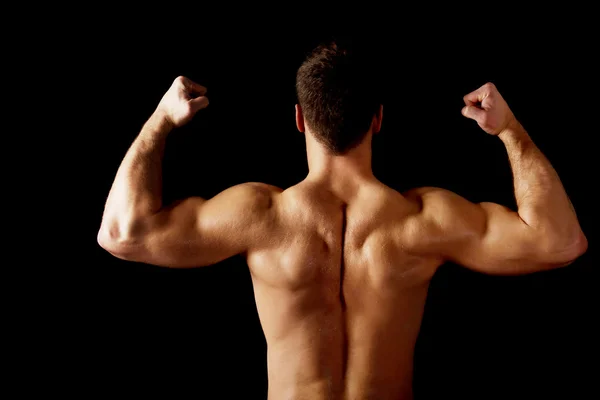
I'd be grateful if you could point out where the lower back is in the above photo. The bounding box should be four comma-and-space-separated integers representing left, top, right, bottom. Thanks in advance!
259, 293, 345, 399
343, 286, 430, 400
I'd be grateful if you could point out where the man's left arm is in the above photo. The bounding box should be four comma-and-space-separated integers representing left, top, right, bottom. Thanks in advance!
97, 76, 275, 268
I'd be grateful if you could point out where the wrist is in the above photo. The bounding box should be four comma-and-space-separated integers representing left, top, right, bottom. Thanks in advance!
498, 118, 529, 143
144, 109, 174, 137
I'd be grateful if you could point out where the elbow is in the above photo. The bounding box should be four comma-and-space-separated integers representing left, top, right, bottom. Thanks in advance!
568, 230, 589, 260
97, 220, 144, 260
97, 224, 123, 257
543, 229, 588, 267
97, 226, 119, 253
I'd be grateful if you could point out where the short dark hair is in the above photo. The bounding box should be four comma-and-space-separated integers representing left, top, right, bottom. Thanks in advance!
296, 40, 381, 155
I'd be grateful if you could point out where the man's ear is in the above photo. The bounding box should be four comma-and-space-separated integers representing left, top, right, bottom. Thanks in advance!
295, 104, 305, 132
373, 105, 383, 134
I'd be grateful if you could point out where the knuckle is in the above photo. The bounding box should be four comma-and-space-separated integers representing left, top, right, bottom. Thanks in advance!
484, 82, 496, 91
175, 76, 187, 86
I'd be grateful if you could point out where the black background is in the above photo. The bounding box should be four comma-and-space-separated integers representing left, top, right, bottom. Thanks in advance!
44, 11, 598, 399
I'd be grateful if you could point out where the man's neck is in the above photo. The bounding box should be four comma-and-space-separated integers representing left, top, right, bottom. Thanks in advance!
304, 131, 376, 199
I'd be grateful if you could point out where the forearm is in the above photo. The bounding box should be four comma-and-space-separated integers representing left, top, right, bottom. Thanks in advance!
499, 120, 585, 249
100, 110, 173, 239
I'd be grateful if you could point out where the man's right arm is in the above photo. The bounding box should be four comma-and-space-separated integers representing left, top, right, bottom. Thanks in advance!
410, 83, 587, 275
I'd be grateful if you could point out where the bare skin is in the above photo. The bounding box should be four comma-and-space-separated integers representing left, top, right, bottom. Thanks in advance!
98, 77, 587, 399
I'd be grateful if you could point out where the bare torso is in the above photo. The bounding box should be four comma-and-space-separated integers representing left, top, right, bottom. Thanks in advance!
246, 179, 441, 400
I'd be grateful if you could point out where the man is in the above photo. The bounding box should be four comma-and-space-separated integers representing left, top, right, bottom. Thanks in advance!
98, 42, 587, 399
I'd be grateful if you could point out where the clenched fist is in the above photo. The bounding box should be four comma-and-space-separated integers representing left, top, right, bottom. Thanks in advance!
156, 76, 209, 128
461, 82, 517, 136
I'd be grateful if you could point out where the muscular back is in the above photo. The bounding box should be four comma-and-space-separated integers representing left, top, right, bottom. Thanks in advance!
246, 179, 442, 400
103, 172, 581, 399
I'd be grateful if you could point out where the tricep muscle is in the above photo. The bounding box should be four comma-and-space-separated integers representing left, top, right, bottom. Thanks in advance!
105, 183, 276, 268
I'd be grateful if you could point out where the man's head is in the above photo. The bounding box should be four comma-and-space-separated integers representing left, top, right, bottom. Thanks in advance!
295, 40, 382, 155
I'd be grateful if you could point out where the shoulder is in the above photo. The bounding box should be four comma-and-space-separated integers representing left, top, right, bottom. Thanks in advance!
213, 182, 283, 212
402, 186, 474, 217
230, 181, 282, 196
243, 182, 284, 197
401, 186, 482, 236
403, 186, 459, 204
214, 182, 282, 206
